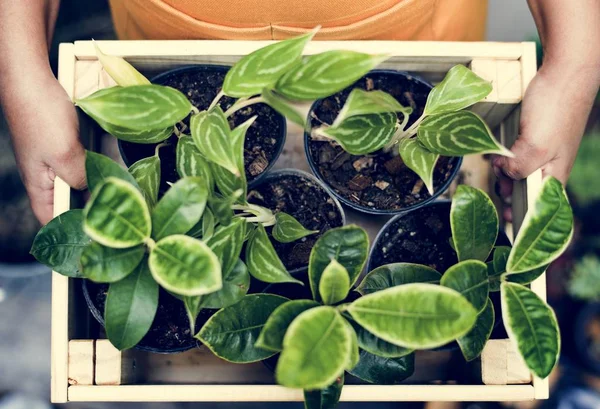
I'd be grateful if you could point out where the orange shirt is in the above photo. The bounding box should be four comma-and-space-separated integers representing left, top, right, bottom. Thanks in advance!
109, 0, 487, 41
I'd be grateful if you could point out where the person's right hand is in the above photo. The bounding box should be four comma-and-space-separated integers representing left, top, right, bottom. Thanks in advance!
2, 72, 86, 224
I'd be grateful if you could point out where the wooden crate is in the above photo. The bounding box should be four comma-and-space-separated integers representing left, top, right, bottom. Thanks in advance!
52, 40, 544, 403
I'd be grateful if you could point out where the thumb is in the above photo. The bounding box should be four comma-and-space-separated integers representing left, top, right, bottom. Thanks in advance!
492, 137, 549, 181
48, 144, 87, 190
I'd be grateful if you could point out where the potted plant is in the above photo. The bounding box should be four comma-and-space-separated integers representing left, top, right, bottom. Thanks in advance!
192, 176, 573, 408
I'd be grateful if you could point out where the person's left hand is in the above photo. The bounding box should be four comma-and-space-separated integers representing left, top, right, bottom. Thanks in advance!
492, 61, 600, 221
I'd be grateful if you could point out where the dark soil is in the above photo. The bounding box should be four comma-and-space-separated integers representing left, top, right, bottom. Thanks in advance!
247, 173, 344, 272
119, 66, 285, 192
84, 280, 213, 352
307, 72, 459, 212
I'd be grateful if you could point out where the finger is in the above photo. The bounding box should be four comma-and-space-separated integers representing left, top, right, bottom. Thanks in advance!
492, 137, 549, 181
22, 164, 56, 225
49, 143, 87, 190
493, 165, 514, 198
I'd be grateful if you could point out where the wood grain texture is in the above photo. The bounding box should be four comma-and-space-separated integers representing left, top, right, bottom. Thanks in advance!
68, 340, 95, 386
95, 340, 138, 385
481, 340, 531, 386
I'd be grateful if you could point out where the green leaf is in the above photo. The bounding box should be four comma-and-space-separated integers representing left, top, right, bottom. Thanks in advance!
424, 64, 493, 115
399, 138, 439, 195
76, 85, 191, 130
349, 350, 415, 385
309, 225, 369, 302
451, 185, 499, 262
347, 283, 478, 349
318, 113, 397, 155
418, 111, 512, 157
212, 164, 245, 200
176, 135, 214, 190
335, 89, 412, 125
129, 156, 160, 208
149, 235, 221, 296
276, 51, 389, 101
199, 259, 250, 309
151, 177, 208, 241
246, 224, 302, 284
357, 263, 441, 295
183, 295, 203, 333
343, 319, 360, 370
304, 374, 344, 409
457, 298, 495, 361
196, 294, 288, 362
441, 260, 489, 313
187, 207, 215, 240
501, 282, 560, 379
506, 176, 574, 274
30, 209, 91, 277
83, 177, 151, 248
505, 265, 547, 286
96, 120, 173, 144
85, 151, 138, 193
222, 31, 315, 98
262, 88, 306, 127
94, 41, 150, 87
276, 306, 351, 389
80, 242, 145, 283
190, 107, 239, 176
256, 299, 320, 352
272, 212, 318, 243
348, 319, 413, 358
208, 192, 239, 225
104, 260, 158, 350
319, 259, 351, 305
206, 218, 247, 276
489, 246, 511, 291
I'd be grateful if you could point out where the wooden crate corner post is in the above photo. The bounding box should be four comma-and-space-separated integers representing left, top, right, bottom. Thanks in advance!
95, 340, 138, 385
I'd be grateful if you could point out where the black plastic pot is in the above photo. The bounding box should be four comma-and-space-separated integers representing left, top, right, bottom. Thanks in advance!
118, 64, 287, 188
304, 70, 462, 215
574, 302, 600, 375
82, 279, 213, 354
247, 168, 346, 276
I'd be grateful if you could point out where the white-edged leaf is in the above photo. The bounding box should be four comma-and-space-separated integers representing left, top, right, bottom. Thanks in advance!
335, 89, 412, 125
85, 150, 139, 193
272, 212, 318, 243
176, 135, 214, 190
199, 258, 250, 309
457, 297, 495, 362
128, 156, 160, 208
399, 138, 439, 195
319, 259, 350, 305
356, 263, 441, 295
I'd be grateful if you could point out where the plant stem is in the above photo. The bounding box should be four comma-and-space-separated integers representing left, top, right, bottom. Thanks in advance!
232, 203, 276, 226
401, 113, 426, 139
145, 237, 156, 250
224, 96, 265, 117
191, 106, 200, 115
209, 90, 225, 111
154, 141, 170, 156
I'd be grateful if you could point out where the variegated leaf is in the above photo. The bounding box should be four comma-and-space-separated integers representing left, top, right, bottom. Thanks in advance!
95, 119, 173, 144
94, 41, 150, 86
319, 259, 350, 305
85, 151, 138, 193
398, 138, 439, 195
206, 218, 247, 276
129, 156, 160, 208
176, 135, 214, 190
262, 88, 306, 127
272, 212, 318, 243
417, 111, 512, 156
275, 51, 389, 101
199, 258, 250, 309
335, 89, 412, 125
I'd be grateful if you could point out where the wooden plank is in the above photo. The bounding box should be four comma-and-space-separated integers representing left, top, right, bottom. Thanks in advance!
51, 42, 75, 404
68, 340, 95, 386
481, 340, 531, 385
95, 340, 138, 385
470, 59, 498, 120
68, 384, 535, 402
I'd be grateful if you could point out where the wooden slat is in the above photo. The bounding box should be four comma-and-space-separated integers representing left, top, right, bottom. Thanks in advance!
481, 340, 531, 385
95, 340, 138, 385
68, 340, 95, 386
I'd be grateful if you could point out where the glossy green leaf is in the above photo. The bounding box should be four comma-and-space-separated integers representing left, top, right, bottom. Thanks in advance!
151, 177, 208, 241
451, 185, 499, 262
441, 260, 489, 312
505, 265, 547, 285
348, 319, 413, 358
399, 138, 439, 195
83, 177, 151, 248
357, 263, 441, 295
129, 156, 160, 208
85, 151, 138, 193
501, 282, 560, 378
76, 85, 191, 130
335, 89, 412, 125
347, 283, 478, 349
276, 51, 389, 101
188, 207, 215, 240
208, 192, 239, 225
309, 225, 369, 302
199, 259, 250, 309
212, 163, 245, 200
196, 294, 288, 362
256, 299, 320, 352
232, 116, 255, 172
190, 107, 239, 176
319, 259, 350, 305
304, 374, 344, 409
318, 112, 397, 155
262, 88, 306, 127
222, 31, 315, 97
94, 41, 150, 86
149, 235, 221, 296
343, 319, 360, 370
506, 176, 574, 274
424, 64, 493, 115
350, 350, 415, 385
105, 261, 158, 350
80, 242, 145, 283
30, 209, 91, 277
183, 295, 203, 333
206, 218, 247, 276
276, 306, 351, 389
246, 224, 302, 284
357, 263, 441, 296
489, 246, 511, 291
96, 120, 173, 144
272, 212, 318, 243
176, 135, 214, 190
457, 298, 495, 361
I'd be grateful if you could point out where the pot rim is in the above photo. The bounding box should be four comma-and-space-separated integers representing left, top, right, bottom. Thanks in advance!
303, 69, 462, 215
